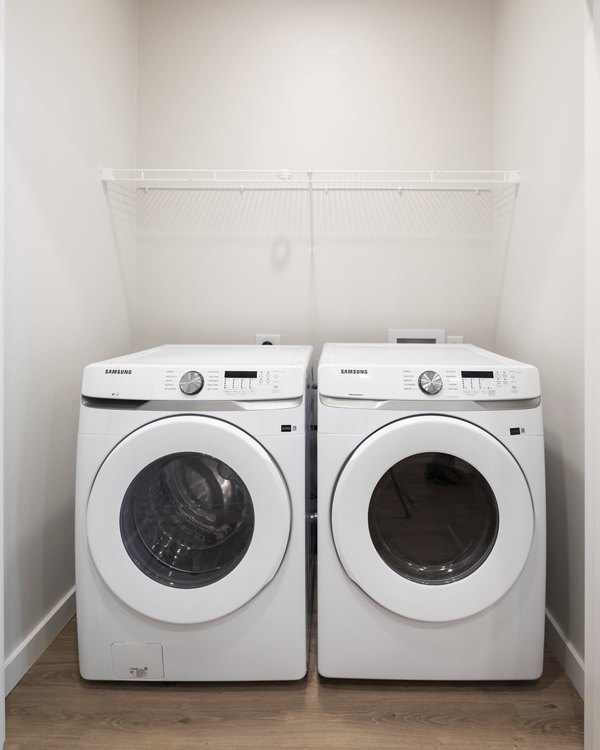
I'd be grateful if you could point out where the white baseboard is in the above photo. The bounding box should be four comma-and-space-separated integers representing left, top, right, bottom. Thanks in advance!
545, 609, 585, 699
4, 586, 76, 695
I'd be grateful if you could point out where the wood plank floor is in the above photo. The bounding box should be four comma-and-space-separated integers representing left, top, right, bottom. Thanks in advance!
6, 616, 583, 749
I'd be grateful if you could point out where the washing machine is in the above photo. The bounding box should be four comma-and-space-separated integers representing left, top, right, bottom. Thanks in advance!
317, 343, 546, 680
76, 344, 313, 681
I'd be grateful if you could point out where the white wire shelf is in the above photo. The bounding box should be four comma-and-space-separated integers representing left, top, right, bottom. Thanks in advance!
101, 168, 520, 254
100, 168, 520, 193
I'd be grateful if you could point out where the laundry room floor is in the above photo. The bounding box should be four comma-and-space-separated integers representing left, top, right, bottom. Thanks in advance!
5, 615, 583, 749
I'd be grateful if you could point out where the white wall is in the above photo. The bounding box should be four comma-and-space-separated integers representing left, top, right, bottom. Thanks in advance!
0, 0, 5, 740
494, 0, 585, 692
585, 0, 600, 737
134, 0, 497, 351
4, 0, 137, 691
584, 0, 600, 737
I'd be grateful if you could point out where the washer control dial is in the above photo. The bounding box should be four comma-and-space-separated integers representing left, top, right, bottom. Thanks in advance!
418, 370, 443, 395
179, 370, 204, 396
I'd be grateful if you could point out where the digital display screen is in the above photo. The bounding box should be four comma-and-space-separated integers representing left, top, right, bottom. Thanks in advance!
224, 370, 258, 379
461, 370, 494, 379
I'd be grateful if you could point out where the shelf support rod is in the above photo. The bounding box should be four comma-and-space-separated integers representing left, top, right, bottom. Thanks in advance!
308, 171, 315, 254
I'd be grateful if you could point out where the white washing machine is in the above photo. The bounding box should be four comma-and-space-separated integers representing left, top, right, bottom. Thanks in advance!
317, 343, 546, 680
76, 344, 313, 681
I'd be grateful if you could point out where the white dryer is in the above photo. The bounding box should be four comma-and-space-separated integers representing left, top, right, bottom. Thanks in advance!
317, 343, 546, 680
76, 344, 313, 681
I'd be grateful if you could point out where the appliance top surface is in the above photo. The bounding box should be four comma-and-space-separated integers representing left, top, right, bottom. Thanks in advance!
320, 343, 531, 369
99, 344, 313, 368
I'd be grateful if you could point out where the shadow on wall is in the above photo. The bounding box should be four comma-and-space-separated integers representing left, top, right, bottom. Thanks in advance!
102, 181, 136, 321
543, 424, 579, 643
104, 183, 518, 249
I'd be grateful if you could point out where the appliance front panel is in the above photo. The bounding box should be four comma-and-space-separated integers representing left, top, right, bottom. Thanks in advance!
82, 345, 313, 402
318, 343, 540, 401
83, 363, 306, 401
331, 415, 535, 622
86, 415, 291, 624
318, 363, 540, 401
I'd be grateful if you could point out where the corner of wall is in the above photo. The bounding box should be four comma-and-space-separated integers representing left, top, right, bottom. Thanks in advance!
545, 610, 585, 698
4, 589, 76, 696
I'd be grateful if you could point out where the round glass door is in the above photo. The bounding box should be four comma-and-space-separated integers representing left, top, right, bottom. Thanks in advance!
87, 415, 291, 624
368, 453, 499, 585
120, 452, 255, 589
332, 415, 534, 622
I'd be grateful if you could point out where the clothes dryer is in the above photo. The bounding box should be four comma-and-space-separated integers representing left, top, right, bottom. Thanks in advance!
76, 345, 313, 681
317, 343, 545, 680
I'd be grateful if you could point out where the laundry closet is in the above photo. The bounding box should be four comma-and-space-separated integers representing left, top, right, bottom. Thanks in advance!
2, 0, 590, 744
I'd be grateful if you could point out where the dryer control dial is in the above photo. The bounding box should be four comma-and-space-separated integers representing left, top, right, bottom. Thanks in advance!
179, 370, 205, 395
418, 370, 443, 395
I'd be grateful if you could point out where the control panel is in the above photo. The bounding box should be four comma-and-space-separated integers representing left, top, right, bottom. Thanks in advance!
316, 344, 540, 402
405, 368, 523, 398
160, 367, 297, 399
82, 345, 313, 402
319, 365, 539, 401
459, 369, 518, 398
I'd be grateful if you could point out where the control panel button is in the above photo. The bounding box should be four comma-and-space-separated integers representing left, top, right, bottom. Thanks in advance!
418, 370, 443, 395
179, 370, 204, 395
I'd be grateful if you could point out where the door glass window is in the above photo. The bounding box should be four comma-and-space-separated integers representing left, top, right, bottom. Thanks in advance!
368, 452, 498, 585
120, 452, 254, 589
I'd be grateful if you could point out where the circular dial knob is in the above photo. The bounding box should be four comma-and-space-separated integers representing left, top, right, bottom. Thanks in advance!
418, 370, 443, 395
179, 370, 204, 396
